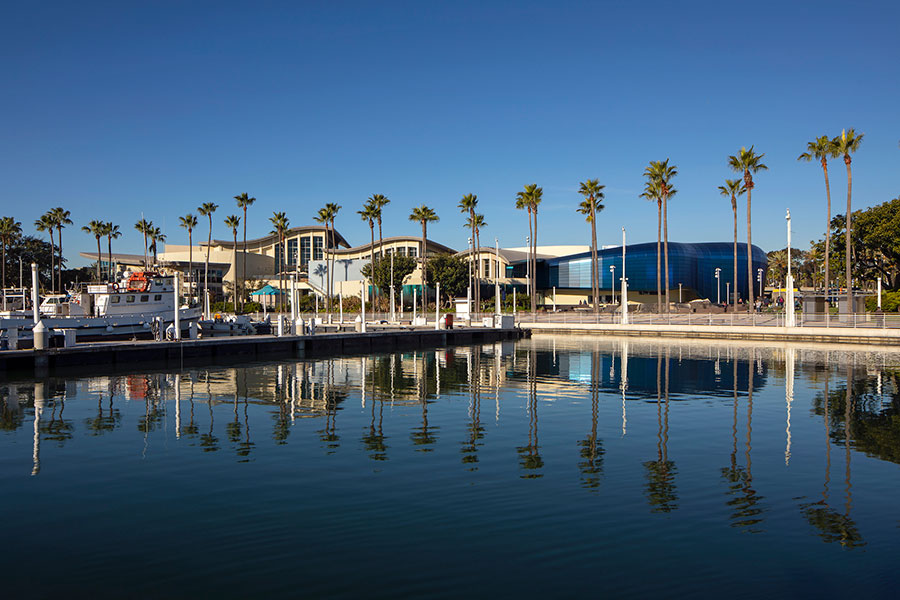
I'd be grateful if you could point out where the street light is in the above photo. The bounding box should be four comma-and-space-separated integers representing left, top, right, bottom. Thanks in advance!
678, 282, 683, 304
467, 236, 473, 314
609, 264, 616, 304
715, 268, 721, 305
525, 236, 531, 304
726, 281, 731, 304
757, 268, 763, 300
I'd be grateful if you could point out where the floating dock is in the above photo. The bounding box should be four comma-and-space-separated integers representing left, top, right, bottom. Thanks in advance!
0, 327, 528, 378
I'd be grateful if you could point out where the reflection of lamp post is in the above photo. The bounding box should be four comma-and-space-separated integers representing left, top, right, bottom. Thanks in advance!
715, 268, 721, 304
609, 265, 616, 304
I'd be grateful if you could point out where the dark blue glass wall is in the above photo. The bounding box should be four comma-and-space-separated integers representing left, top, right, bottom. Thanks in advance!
546, 242, 767, 301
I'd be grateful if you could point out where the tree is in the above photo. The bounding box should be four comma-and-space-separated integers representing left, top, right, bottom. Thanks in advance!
3, 235, 54, 289
224, 215, 241, 305
458, 193, 480, 310
179, 213, 198, 299
269, 211, 290, 309
370, 193, 390, 255
49, 207, 72, 292
641, 181, 665, 313
358, 199, 379, 303
35, 214, 56, 291
718, 179, 746, 309
832, 129, 865, 310
325, 202, 341, 313
361, 255, 418, 298
644, 161, 677, 312
148, 226, 165, 264
728, 146, 767, 312
0, 217, 22, 301
134, 218, 152, 269
313, 206, 331, 299
101, 222, 121, 282
465, 213, 487, 309
425, 254, 468, 305
799, 136, 840, 298
233, 192, 256, 312
197, 202, 218, 309
516, 184, 542, 312
80, 220, 105, 281
409, 205, 439, 299
578, 180, 605, 313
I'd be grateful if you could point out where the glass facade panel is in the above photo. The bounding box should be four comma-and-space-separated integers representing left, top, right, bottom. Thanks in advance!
287, 239, 298, 266
313, 237, 324, 260
300, 237, 311, 268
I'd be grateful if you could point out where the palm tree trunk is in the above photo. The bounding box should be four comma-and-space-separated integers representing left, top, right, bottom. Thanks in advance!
746, 182, 754, 313
533, 209, 538, 311
232, 231, 238, 307
329, 221, 336, 313
1, 244, 5, 297
49, 230, 55, 292
241, 208, 248, 313
733, 203, 738, 310
421, 222, 427, 305
663, 193, 669, 312
845, 160, 853, 312
657, 201, 662, 313
527, 208, 533, 313
205, 218, 212, 311
369, 224, 375, 309
188, 231, 193, 304
823, 160, 832, 303
95, 236, 102, 280
107, 236, 113, 283
590, 205, 598, 313
57, 227, 63, 292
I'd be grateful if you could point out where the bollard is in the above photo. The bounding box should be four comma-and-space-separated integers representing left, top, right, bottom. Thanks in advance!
277, 314, 285, 337
33, 321, 47, 350
189, 321, 199, 339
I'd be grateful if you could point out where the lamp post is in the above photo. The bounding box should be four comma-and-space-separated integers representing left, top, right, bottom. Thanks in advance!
726, 281, 731, 305
715, 268, 721, 305
467, 236, 473, 316
678, 283, 683, 304
609, 264, 616, 304
525, 235, 530, 308
757, 268, 763, 300
495, 237, 501, 317
786, 209, 795, 327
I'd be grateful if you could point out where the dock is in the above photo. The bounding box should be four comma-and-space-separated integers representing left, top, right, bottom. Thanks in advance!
0, 327, 528, 378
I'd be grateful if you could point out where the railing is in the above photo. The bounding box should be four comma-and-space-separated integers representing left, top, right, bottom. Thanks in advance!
515, 310, 900, 329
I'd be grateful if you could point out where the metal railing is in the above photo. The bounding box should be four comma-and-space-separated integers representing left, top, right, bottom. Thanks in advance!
516, 310, 900, 329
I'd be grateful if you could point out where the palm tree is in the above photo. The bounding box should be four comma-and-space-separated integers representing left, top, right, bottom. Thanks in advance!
458, 194, 480, 310
197, 202, 218, 311
466, 214, 488, 309
35, 214, 56, 291
269, 211, 290, 310
578, 180, 605, 313
640, 181, 663, 312
0, 217, 23, 301
516, 184, 542, 311
233, 192, 256, 312
134, 218, 152, 269
718, 180, 746, 310
101, 222, 120, 282
728, 147, 767, 312
179, 213, 198, 300
643, 161, 677, 311
370, 194, 390, 254
313, 206, 331, 302
81, 220, 106, 280
358, 200, 379, 302
799, 136, 840, 300
148, 226, 165, 264
408, 205, 439, 304
325, 202, 341, 313
50, 207, 72, 292
224, 215, 241, 306
515, 189, 533, 309
831, 129, 864, 311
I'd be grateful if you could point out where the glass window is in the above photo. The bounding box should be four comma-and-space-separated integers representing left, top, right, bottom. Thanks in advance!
126, 295, 135, 303
300, 237, 311, 268
287, 238, 298, 266
313, 237, 324, 261
154, 295, 162, 301
111, 296, 121, 304
408, 246, 417, 258
482, 258, 491, 278
140, 295, 149, 302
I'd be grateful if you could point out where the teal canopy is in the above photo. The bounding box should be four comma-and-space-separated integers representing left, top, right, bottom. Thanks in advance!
250, 284, 285, 296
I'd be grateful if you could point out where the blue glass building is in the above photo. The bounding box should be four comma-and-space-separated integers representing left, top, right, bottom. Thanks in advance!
540, 242, 767, 302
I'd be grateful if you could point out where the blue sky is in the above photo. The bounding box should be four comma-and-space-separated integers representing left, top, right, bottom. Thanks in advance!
3, 0, 899, 265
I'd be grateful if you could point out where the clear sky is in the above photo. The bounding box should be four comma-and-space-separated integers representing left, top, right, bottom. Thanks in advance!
3, 0, 899, 265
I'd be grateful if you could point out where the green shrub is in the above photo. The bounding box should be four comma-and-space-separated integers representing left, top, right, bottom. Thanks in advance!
866, 291, 900, 312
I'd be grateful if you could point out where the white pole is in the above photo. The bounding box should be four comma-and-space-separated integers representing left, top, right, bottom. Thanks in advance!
513, 288, 516, 316
495, 238, 501, 317
173, 272, 181, 340
552, 286, 556, 312
339, 292, 344, 323
400, 288, 404, 320
390, 251, 395, 322
361, 287, 367, 333
434, 282, 440, 330
621, 227, 628, 325
413, 286, 417, 324
31, 263, 40, 325
290, 275, 297, 322
877, 276, 882, 310
786, 209, 795, 327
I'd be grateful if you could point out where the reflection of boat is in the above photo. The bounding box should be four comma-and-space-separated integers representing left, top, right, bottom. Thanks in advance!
0, 271, 201, 343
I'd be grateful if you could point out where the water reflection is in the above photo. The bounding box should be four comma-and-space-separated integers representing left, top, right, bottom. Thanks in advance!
3, 337, 900, 552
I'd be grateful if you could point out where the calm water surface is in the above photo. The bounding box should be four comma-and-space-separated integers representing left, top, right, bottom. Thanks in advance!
2, 336, 900, 598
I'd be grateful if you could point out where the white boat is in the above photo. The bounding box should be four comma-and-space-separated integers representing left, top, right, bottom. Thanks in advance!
0, 271, 201, 343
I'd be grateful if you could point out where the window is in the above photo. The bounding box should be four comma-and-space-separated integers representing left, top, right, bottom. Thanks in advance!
300, 237, 311, 268
126, 295, 135, 303
313, 237, 324, 260
482, 258, 491, 278
287, 238, 298, 266
408, 246, 417, 258
154, 295, 162, 301
111, 296, 121, 304
395, 247, 405, 257
140, 295, 149, 302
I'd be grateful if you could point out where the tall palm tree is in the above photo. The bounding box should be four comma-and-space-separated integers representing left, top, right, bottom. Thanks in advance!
578, 180, 605, 313
81, 220, 106, 280
528, 185, 543, 311
50, 207, 72, 292
466, 214, 488, 309
458, 194, 480, 310
179, 214, 198, 301
269, 211, 290, 310
101, 222, 120, 282
0, 217, 22, 301
515, 189, 533, 310
224, 215, 241, 306
35, 214, 56, 291
799, 136, 840, 300
831, 129, 864, 311
134, 218, 152, 269
370, 194, 390, 254
197, 202, 218, 310
718, 180, 746, 310
358, 200, 379, 301
233, 192, 256, 312
148, 226, 165, 264
325, 202, 341, 312
408, 205, 439, 303
313, 206, 331, 301
641, 181, 663, 312
643, 161, 677, 311
728, 146, 767, 312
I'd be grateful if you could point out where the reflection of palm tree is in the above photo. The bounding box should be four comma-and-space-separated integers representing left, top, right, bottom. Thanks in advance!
84, 391, 120, 435
200, 374, 219, 452
319, 360, 341, 452
518, 345, 543, 477
644, 350, 676, 512
461, 350, 485, 468
411, 354, 438, 451
578, 349, 604, 489
361, 358, 388, 461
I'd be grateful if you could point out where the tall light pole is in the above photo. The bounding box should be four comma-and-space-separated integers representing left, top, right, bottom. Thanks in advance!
467, 236, 473, 317
757, 268, 763, 301
610, 264, 616, 305
525, 235, 531, 309
786, 209, 795, 326
621, 227, 628, 325
715, 268, 721, 305
678, 283, 683, 304
726, 281, 731, 304
495, 237, 501, 317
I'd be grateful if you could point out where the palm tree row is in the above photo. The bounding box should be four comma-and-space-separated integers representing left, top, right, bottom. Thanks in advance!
516, 184, 542, 312
577, 180, 605, 314
0, 217, 23, 300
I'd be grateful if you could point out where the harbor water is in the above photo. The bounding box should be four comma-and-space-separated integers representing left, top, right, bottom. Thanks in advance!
1, 336, 899, 597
